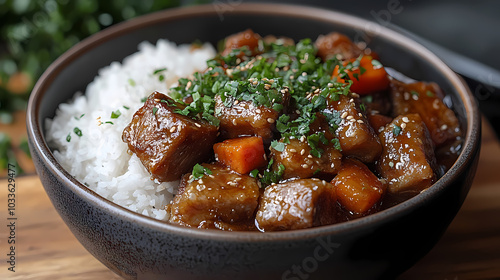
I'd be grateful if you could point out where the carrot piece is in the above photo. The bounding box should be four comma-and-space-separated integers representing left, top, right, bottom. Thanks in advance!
332, 158, 385, 214
332, 56, 390, 95
213, 136, 267, 174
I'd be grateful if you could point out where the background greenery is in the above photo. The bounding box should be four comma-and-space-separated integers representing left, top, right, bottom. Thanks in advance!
0, 0, 211, 173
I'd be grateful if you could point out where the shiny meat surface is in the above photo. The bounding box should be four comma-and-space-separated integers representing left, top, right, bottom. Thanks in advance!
270, 138, 342, 180
315, 32, 362, 61
221, 29, 262, 56
215, 95, 280, 143
390, 79, 461, 146
168, 163, 260, 230
255, 178, 337, 231
122, 92, 218, 182
376, 114, 437, 194
327, 94, 382, 163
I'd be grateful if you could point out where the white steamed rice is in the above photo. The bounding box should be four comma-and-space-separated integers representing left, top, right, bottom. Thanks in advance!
45, 39, 216, 220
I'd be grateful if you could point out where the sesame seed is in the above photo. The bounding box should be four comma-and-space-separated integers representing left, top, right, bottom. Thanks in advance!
388, 161, 394, 168
346, 115, 354, 120
186, 81, 192, 90
177, 125, 182, 132
267, 118, 275, 124
232, 119, 237, 126
255, 108, 262, 114
357, 120, 364, 124
350, 119, 356, 123
358, 113, 363, 117
281, 89, 287, 94
198, 179, 203, 184
300, 135, 306, 142
327, 83, 333, 87
234, 177, 242, 182
401, 123, 407, 129
433, 99, 440, 110
195, 123, 201, 128
349, 98, 354, 103
234, 100, 239, 105
307, 154, 313, 158
301, 164, 309, 168
402, 117, 409, 123
441, 124, 448, 130
341, 112, 348, 119
300, 149, 306, 155
154, 98, 161, 102
208, 174, 215, 178
289, 149, 297, 153
170, 126, 176, 133
412, 94, 419, 100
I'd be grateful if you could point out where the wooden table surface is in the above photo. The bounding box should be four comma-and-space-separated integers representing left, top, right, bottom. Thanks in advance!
1, 112, 499, 280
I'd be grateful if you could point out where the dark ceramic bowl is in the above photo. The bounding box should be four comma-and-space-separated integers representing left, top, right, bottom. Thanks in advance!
26, 3, 481, 280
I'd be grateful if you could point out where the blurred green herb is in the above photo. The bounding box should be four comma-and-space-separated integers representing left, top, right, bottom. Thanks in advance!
0, 0, 192, 124
0, 132, 24, 175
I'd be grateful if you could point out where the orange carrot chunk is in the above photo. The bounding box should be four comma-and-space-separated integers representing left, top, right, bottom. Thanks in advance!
332, 56, 390, 95
213, 136, 267, 174
332, 158, 386, 214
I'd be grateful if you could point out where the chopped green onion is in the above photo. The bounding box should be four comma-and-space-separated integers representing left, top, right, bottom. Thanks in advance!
73, 127, 82, 137
111, 110, 121, 119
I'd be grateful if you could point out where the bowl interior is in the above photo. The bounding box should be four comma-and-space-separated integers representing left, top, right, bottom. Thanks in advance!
28, 3, 478, 240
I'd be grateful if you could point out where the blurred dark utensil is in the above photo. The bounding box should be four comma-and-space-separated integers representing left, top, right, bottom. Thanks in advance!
387, 24, 500, 139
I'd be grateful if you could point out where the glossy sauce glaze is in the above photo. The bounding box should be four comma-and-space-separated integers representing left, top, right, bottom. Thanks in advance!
122, 29, 463, 231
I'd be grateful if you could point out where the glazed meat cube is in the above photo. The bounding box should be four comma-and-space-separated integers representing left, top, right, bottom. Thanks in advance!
169, 163, 260, 230
327, 94, 382, 163
255, 178, 337, 231
315, 32, 362, 61
270, 138, 342, 180
122, 92, 218, 182
390, 79, 461, 146
332, 158, 386, 215
221, 29, 262, 56
376, 114, 437, 194
215, 94, 280, 143
367, 113, 393, 133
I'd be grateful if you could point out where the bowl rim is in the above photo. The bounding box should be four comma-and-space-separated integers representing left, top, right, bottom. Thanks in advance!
27, 3, 481, 242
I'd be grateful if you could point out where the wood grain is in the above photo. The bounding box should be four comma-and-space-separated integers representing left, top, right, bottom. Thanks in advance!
1, 116, 499, 280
